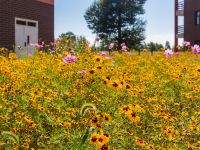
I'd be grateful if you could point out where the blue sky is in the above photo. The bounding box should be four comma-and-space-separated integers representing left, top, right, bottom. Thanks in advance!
55, 0, 174, 46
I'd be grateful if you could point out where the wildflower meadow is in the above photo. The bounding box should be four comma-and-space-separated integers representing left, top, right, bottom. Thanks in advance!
0, 42, 200, 149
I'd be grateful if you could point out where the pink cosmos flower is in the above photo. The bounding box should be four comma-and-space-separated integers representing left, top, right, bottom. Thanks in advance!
165, 49, 174, 57
183, 41, 190, 47
192, 44, 200, 54
27, 72, 32, 76
50, 42, 54, 50
100, 51, 107, 57
120, 43, 128, 51
121, 45, 127, 51
62, 55, 77, 63
127, 52, 132, 56
30, 43, 44, 49
77, 70, 86, 75
120, 43, 126, 47
175, 51, 180, 56
50, 42, 54, 46
109, 43, 115, 49
105, 56, 111, 59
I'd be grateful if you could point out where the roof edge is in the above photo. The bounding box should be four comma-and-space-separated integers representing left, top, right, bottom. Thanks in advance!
36, 0, 54, 5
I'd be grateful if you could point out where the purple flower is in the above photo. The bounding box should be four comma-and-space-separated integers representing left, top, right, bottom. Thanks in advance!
109, 43, 115, 49
62, 55, 77, 63
77, 70, 86, 75
192, 44, 200, 54
165, 49, 174, 57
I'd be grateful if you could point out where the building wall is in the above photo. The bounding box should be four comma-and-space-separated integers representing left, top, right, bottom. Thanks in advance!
0, 0, 54, 49
184, 0, 200, 45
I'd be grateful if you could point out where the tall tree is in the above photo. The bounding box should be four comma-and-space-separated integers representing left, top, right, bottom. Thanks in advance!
84, 0, 147, 49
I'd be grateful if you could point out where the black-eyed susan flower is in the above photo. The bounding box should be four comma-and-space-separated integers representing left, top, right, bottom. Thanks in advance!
98, 144, 110, 150
134, 137, 146, 147
22, 143, 29, 149
90, 133, 99, 145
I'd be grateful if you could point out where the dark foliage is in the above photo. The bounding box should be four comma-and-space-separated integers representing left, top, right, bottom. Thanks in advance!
84, 0, 147, 49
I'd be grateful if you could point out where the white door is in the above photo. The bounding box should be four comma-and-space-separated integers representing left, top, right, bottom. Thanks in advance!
15, 19, 26, 57
15, 18, 38, 57
26, 21, 38, 56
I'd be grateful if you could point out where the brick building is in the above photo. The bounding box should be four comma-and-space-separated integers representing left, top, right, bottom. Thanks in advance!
0, 0, 54, 55
175, 0, 200, 46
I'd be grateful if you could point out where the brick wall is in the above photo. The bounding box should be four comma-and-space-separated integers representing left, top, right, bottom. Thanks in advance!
0, 0, 54, 50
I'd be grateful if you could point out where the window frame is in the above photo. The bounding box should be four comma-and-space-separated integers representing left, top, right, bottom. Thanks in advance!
195, 10, 200, 25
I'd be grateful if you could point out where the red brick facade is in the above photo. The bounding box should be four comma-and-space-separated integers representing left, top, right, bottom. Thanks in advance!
0, 0, 54, 50
175, 0, 200, 46
184, 0, 200, 45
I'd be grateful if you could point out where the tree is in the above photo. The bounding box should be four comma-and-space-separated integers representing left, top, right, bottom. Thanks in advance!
59, 32, 76, 40
57, 32, 89, 54
84, 0, 147, 49
146, 42, 164, 51
165, 41, 171, 49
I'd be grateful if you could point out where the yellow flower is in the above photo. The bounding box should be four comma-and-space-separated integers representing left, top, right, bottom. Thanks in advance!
24, 138, 31, 143
22, 143, 29, 149
145, 144, 155, 150
98, 144, 110, 150
134, 137, 146, 147
97, 133, 109, 146
9, 53, 17, 59
60, 122, 71, 128
133, 104, 145, 113
90, 133, 99, 145
126, 111, 141, 126
93, 55, 104, 64
100, 113, 111, 123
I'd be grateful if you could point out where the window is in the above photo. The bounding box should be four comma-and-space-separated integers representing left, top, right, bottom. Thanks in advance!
194, 40, 200, 45
195, 11, 200, 25
16, 20, 37, 27
28, 22, 36, 27
16, 20, 26, 25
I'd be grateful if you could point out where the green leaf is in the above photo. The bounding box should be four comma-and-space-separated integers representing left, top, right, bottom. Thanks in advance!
80, 103, 96, 116
1, 131, 19, 144
78, 127, 95, 150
